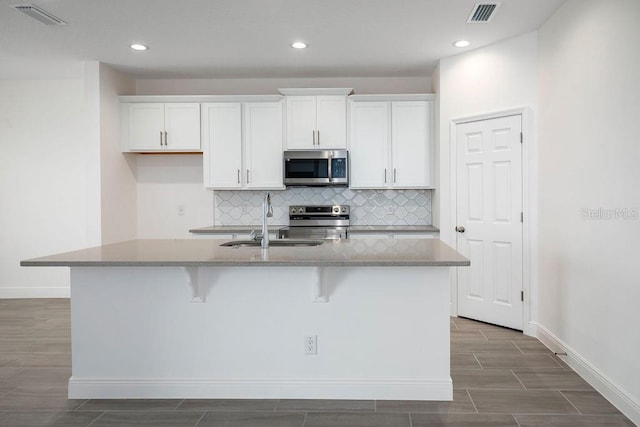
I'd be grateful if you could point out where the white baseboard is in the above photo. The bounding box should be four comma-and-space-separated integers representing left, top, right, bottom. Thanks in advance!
68, 377, 453, 401
0, 287, 70, 299
536, 323, 640, 426
524, 320, 538, 337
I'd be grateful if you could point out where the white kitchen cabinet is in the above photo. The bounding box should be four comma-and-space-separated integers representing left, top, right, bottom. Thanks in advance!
202, 101, 284, 190
284, 95, 348, 149
348, 101, 390, 188
203, 103, 242, 188
123, 103, 201, 152
349, 97, 433, 189
286, 96, 317, 149
243, 102, 285, 189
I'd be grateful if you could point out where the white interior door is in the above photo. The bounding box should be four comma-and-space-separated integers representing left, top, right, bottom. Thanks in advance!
456, 115, 523, 330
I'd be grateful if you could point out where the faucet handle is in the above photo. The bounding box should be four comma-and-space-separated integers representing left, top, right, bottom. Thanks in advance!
249, 229, 258, 240
266, 193, 274, 217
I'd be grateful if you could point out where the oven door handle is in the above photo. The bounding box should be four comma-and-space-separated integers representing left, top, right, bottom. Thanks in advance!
327, 153, 333, 182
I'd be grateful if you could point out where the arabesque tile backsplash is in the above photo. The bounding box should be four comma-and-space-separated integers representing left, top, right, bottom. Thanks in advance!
215, 188, 432, 226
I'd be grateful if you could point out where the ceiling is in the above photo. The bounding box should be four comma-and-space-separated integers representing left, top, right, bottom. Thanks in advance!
0, 0, 565, 80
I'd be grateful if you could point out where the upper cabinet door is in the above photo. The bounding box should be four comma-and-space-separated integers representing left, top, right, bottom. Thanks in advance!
391, 101, 431, 188
349, 101, 389, 189
244, 102, 284, 189
285, 95, 347, 149
285, 96, 317, 149
164, 103, 201, 151
316, 96, 347, 149
349, 98, 433, 189
202, 103, 242, 189
128, 103, 165, 151
125, 103, 201, 152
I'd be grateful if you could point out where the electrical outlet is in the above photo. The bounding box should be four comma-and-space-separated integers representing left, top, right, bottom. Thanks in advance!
385, 206, 394, 215
304, 335, 317, 355
177, 205, 185, 216
241, 204, 248, 215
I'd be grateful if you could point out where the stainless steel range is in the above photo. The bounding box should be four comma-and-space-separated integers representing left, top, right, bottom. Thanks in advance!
278, 205, 350, 240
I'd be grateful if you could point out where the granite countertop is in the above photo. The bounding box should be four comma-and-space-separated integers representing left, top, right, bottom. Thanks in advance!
348, 225, 439, 233
189, 225, 285, 234
190, 225, 439, 234
21, 239, 469, 267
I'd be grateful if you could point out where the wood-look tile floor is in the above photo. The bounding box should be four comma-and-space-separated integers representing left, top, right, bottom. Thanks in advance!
0, 299, 635, 426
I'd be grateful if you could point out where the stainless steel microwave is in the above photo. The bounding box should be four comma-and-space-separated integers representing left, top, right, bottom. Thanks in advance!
283, 150, 349, 186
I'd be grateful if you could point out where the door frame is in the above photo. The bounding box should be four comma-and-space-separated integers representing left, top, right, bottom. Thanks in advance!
449, 106, 536, 336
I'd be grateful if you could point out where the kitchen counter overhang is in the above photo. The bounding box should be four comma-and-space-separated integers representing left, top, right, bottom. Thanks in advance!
21, 238, 469, 268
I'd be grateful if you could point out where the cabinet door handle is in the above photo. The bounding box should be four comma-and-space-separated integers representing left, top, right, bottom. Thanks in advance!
246, 169, 250, 184
317, 130, 320, 146
160, 131, 163, 146
393, 168, 397, 183
312, 130, 316, 146
237, 169, 240, 184
384, 168, 387, 184
164, 131, 168, 146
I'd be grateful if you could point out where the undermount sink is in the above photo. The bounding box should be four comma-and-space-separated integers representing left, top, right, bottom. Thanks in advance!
220, 239, 324, 248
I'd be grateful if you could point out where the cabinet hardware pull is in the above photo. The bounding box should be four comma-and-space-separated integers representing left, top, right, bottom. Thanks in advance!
384, 168, 387, 183
237, 169, 240, 184
393, 168, 397, 183
312, 130, 316, 146
246, 169, 250, 183
164, 131, 168, 146
317, 130, 320, 146
160, 131, 163, 146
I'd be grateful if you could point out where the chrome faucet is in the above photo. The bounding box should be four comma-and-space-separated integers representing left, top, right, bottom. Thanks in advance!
261, 192, 273, 249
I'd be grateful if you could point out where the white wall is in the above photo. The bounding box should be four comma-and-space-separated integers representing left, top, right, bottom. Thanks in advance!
136, 77, 431, 95
0, 63, 138, 297
537, 1, 640, 423
97, 64, 137, 244
136, 154, 213, 239
437, 33, 539, 325
0, 77, 96, 297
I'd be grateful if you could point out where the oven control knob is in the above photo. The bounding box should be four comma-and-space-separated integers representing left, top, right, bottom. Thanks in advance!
333, 206, 339, 213
341, 207, 347, 213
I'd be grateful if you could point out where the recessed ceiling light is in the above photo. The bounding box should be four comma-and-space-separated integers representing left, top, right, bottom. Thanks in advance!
130, 43, 149, 51
291, 42, 307, 49
453, 40, 470, 48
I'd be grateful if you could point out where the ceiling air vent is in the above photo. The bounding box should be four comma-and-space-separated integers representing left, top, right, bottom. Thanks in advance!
467, 2, 501, 23
12, 4, 67, 25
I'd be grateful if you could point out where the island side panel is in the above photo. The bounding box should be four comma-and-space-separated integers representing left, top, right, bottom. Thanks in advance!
69, 265, 451, 400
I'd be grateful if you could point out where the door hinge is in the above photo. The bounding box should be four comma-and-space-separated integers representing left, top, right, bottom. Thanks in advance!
520, 132, 523, 143
520, 212, 523, 223
521, 291, 524, 302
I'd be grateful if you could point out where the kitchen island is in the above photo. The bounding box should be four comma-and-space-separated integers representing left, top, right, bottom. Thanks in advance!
22, 238, 469, 401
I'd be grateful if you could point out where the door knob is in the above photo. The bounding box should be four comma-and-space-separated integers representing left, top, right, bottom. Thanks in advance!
455, 226, 465, 233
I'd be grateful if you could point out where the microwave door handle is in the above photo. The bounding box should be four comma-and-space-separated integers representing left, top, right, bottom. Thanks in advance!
328, 153, 333, 182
